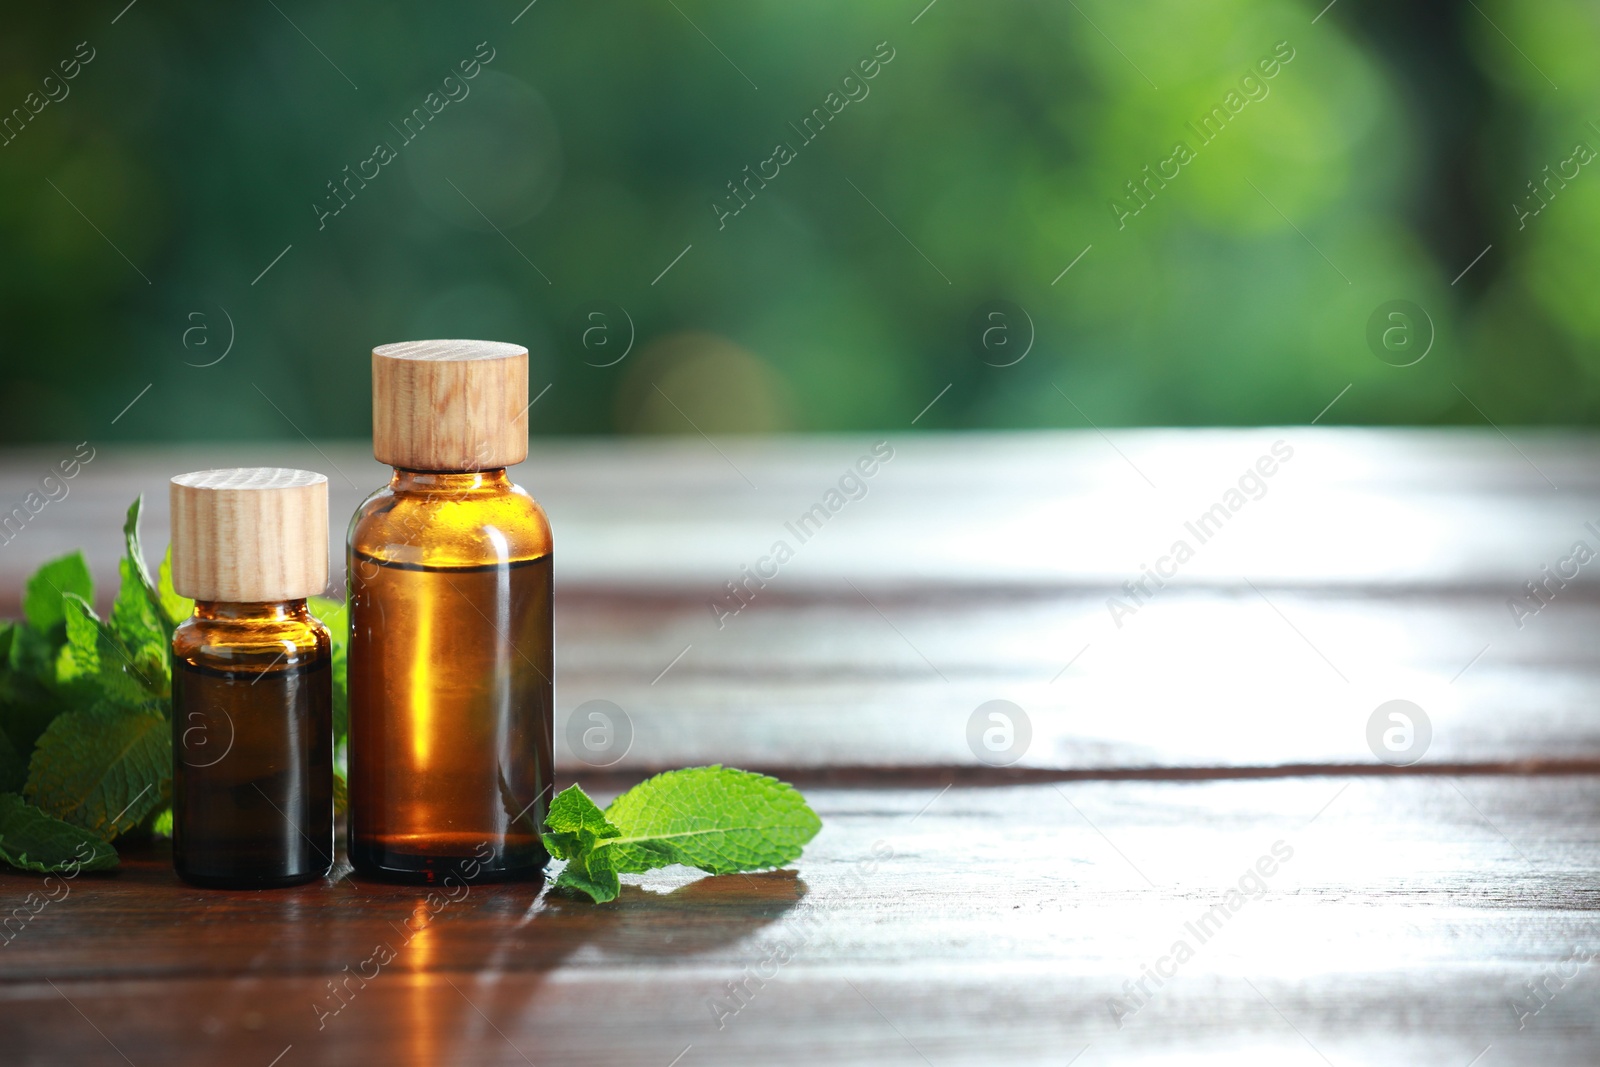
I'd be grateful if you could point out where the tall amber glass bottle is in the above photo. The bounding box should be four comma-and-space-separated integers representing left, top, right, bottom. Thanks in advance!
169, 469, 334, 889
348, 340, 553, 883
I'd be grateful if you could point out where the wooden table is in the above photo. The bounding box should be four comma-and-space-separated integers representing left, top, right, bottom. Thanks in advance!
3, 430, 1599, 1065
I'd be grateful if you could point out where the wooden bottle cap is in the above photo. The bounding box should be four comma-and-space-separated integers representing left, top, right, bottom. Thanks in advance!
169, 469, 329, 602
371, 340, 529, 471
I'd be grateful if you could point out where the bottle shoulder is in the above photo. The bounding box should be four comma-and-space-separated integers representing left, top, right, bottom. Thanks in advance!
348, 477, 552, 569
172, 613, 331, 673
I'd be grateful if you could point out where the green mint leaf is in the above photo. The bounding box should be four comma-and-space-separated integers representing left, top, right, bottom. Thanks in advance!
0, 655, 68, 758
110, 558, 168, 691
544, 783, 622, 855
0, 639, 47, 791
602, 766, 821, 876
156, 546, 193, 625
57, 594, 163, 707
7, 620, 61, 688
12, 557, 91, 692
0, 793, 118, 873
552, 853, 621, 903
541, 784, 623, 902
542, 769, 822, 903
22, 551, 93, 634
122, 497, 177, 634
110, 501, 177, 697
149, 805, 172, 838
55, 594, 102, 686
308, 595, 348, 746
24, 706, 170, 840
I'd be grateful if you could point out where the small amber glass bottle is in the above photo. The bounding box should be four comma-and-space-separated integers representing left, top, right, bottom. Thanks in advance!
169, 468, 334, 889
348, 340, 553, 883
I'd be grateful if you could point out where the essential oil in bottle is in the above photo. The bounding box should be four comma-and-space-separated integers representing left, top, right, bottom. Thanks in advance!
169, 468, 334, 889
348, 340, 553, 883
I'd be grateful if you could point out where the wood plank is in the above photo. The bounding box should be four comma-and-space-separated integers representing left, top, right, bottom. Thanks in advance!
8, 434, 1596, 1067
4, 430, 1600, 596
3, 776, 1598, 1064
6, 433, 1600, 771
554, 587, 1600, 772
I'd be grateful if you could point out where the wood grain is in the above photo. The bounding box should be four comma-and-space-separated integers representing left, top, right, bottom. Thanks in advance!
371, 340, 528, 472
4, 435, 1600, 771
5, 433, 1600, 1064
7, 430, 1600, 594
169, 468, 329, 602
550, 587, 1600, 773
3, 777, 1598, 1064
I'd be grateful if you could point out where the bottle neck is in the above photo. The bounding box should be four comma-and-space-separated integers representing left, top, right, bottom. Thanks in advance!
191, 599, 310, 623
389, 468, 511, 494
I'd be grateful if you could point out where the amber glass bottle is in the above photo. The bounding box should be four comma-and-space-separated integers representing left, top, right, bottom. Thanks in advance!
348, 340, 553, 883
169, 469, 334, 889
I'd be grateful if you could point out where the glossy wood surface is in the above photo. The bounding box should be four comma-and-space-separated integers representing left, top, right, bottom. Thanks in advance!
2, 431, 1598, 1064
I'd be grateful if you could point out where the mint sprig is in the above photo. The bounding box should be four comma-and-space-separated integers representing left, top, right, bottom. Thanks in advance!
25, 707, 170, 838
1, 500, 824, 893
0, 497, 179, 872
0, 793, 118, 874
542, 766, 822, 903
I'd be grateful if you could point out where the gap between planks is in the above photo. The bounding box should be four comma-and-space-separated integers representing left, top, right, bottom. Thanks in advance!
564, 757, 1600, 793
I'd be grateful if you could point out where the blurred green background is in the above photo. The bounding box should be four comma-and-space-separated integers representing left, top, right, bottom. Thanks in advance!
1, 0, 1597, 442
